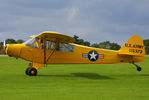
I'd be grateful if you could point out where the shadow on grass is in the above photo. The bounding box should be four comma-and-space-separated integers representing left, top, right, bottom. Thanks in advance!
140, 74, 149, 76
38, 75, 70, 77
72, 73, 114, 80
38, 73, 114, 80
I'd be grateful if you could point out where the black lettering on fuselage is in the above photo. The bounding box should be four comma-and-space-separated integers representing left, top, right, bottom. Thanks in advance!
125, 43, 132, 47
125, 43, 144, 49
133, 44, 144, 49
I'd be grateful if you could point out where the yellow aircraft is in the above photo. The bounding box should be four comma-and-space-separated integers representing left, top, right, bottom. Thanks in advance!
4, 31, 145, 76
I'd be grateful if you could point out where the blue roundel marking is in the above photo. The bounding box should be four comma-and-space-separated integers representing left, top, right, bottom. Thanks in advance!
88, 50, 99, 61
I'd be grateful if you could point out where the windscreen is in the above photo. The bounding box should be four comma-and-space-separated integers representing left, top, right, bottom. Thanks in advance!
24, 38, 35, 46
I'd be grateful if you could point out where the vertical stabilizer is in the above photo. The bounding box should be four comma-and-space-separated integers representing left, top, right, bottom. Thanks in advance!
119, 34, 145, 57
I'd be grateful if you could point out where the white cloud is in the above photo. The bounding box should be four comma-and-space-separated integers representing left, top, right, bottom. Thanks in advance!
67, 7, 79, 24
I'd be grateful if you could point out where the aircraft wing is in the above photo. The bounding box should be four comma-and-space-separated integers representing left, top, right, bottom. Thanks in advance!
33, 31, 75, 43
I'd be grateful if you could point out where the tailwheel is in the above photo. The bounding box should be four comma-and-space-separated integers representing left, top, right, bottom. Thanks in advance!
132, 63, 142, 72
25, 67, 37, 76
137, 66, 142, 71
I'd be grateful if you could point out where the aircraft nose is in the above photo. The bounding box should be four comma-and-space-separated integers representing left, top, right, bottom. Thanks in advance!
5, 44, 21, 57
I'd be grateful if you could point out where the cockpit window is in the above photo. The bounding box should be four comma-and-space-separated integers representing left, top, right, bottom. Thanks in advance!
24, 38, 56, 49
24, 38, 36, 46
24, 38, 42, 48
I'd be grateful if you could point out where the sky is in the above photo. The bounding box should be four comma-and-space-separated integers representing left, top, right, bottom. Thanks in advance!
0, 0, 149, 45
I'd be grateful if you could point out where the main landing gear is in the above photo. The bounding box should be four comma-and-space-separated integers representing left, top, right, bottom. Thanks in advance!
25, 67, 37, 76
132, 63, 142, 72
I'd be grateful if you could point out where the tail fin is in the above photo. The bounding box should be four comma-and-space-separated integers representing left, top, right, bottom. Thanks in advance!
119, 34, 145, 57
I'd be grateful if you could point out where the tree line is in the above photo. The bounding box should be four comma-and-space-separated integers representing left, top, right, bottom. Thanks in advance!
0, 36, 149, 55
74, 35, 121, 50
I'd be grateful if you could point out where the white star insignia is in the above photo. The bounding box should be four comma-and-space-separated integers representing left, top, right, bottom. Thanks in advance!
89, 51, 97, 60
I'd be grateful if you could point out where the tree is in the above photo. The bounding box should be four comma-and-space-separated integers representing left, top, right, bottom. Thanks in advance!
143, 39, 149, 55
98, 41, 111, 49
73, 35, 90, 46
91, 41, 121, 50
91, 43, 100, 48
0, 42, 3, 49
74, 35, 79, 43
5, 38, 16, 44
16, 39, 24, 43
0, 42, 5, 54
77, 39, 84, 45
83, 41, 90, 46
110, 43, 121, 50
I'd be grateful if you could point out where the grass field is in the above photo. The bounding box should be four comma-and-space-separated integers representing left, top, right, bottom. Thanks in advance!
0, 56, 149, 100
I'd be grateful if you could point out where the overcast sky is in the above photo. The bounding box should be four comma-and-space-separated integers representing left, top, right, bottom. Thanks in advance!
0, 0, 149, 45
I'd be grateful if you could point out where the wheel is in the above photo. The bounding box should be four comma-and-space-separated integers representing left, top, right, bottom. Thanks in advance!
28, 67, 37, 76
137, 66, 142, 71
25, 67, 31, 75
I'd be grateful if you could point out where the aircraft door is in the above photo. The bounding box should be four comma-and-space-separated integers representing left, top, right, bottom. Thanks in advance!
31, 39, 44, 63
45, 41, 57, 63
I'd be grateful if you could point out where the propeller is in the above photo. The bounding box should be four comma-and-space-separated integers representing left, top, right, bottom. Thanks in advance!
3, 40, 7, 54
3, 40, 6, 48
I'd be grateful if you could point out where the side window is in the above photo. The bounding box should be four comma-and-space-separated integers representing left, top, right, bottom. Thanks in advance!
57, 43, 74, 52
46, 41, 55, 50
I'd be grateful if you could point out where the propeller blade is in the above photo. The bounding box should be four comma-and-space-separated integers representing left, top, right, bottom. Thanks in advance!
3, 40, 6, 48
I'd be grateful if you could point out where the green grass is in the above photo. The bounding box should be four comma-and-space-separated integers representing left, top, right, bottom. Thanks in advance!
0, 56, 149, 100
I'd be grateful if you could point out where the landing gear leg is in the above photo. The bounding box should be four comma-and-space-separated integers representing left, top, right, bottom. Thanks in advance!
132, 63, 142, 72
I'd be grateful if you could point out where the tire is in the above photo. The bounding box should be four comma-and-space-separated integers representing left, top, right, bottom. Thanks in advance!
25, 67, 31, 75
137, 67, 142, 72
28, 67, 37, 76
